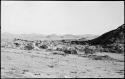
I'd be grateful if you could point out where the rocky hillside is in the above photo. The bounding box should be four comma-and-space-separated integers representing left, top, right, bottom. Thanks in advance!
71, 24, 124, 53
88, 24, 124, 45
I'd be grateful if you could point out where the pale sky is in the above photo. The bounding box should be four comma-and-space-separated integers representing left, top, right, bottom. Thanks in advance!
1, 1, 124, 35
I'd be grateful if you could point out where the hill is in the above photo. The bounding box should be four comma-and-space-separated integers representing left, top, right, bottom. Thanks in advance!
1, 32, 97, 41
71, 24, 124, 53
88, 24, 124, 45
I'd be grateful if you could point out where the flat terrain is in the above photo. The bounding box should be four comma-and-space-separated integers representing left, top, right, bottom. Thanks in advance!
1, 48, 124, 78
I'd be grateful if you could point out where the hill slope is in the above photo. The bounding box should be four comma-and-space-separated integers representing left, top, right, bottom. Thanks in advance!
88, 24, 124, 45
71, 24, 124, 53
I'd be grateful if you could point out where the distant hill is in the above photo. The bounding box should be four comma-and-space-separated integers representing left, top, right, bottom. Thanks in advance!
1, 32, 97, 41
1, 32, 46, 41
79, 34, 98, 41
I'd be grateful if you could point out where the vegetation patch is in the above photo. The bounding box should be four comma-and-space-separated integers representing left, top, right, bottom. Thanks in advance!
39, 45, 48, 49
24, 44, 34, 50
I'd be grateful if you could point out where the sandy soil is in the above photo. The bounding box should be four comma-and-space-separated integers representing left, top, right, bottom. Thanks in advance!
1, 48, 124, 78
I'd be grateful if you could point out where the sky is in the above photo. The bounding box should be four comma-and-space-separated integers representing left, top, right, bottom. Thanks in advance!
1, 1, 124, 35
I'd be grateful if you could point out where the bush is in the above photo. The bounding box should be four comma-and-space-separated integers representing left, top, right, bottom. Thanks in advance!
74, 45, 85, 52
56, 47, 63, 51
14, 43, 20, 47
52, 51, 66, 56
95, 45, 104, 52
39, 45, 48, 49
102, 44, 124, 53
63, 49, 77, 54
88, 55, 114, 60
84, 46, 95, 55
56, 45, 66, 51
24, 44, 34, 50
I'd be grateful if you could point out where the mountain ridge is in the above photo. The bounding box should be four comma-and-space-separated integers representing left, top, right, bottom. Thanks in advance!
1, 32, 98, 41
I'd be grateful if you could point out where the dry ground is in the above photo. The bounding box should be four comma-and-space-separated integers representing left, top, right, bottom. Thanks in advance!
1, 48, 124, 78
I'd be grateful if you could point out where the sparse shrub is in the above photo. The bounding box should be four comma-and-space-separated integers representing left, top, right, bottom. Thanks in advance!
71, 49, 77, 54
56, 45, 66, 51
52, 51, 66, 56
14, 43, 20, 47
63, 48, 77, 54
55, 45, 77, 54
84, 46, 95, 55
88, 55, 114, 60
24, 44, 34, 50
75, 45, 85, 52
63, 49, 71, 54
114, 44, 124, 53
56, 47, 63, 51
95, 45, 104, 52
39, 44, 48, 49
102, 48, 109, 52
102, 43, 124, 53
47, 48, 53, 51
